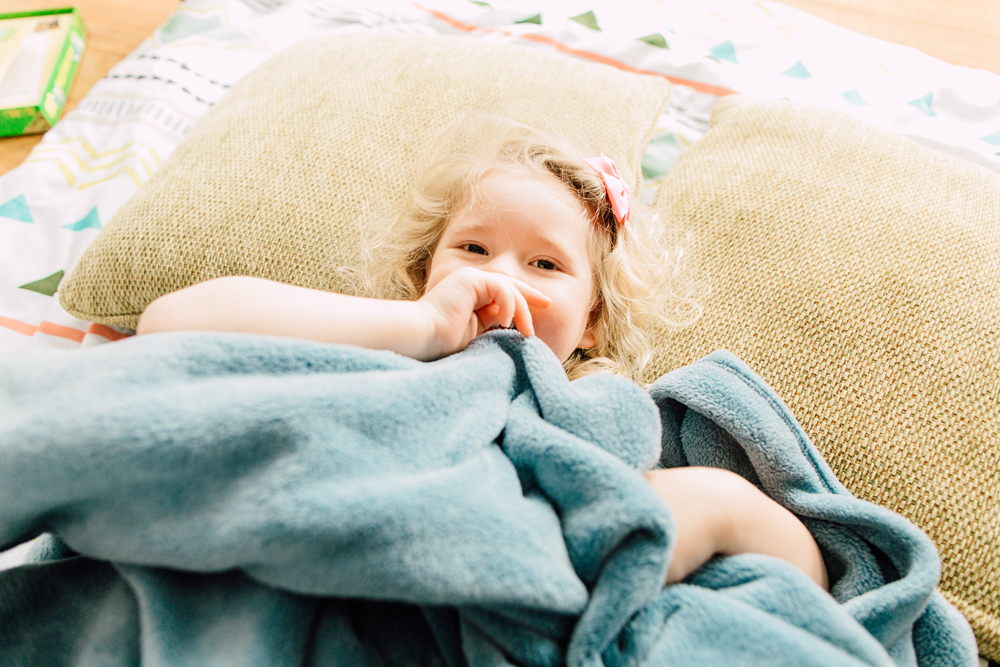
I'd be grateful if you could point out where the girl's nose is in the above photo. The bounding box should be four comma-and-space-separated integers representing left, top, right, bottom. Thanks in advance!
482, 253, 522, 280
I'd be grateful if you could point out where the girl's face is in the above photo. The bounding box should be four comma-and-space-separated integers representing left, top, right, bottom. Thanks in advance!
425, 170, 597, 363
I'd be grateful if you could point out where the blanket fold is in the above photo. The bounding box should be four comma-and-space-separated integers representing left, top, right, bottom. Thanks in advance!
0, 332, 977, 666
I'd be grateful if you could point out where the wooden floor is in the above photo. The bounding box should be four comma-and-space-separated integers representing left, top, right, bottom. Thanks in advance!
1, 0, 998, 176
779, 0, 1000, 75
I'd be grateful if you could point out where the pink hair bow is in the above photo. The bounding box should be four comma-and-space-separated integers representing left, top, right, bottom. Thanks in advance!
583, 154, 630, 231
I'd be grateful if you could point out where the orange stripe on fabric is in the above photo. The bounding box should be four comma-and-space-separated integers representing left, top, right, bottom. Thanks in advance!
0, 316, 88, 342
413, 4, 736, 98
519, 34, 737, 97
38, 321, 86, 343
0, 315, 37, 336
86, 322, 131, 341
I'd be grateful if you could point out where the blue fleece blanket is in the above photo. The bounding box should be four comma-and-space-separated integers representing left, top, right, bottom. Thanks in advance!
0, 331, 977, 666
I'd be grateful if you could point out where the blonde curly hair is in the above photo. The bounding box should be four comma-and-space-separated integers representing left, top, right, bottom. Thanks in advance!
362, 116, 703, 383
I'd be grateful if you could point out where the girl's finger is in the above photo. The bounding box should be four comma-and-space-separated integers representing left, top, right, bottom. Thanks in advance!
475, 302, 500, 333
509, 286, 535, 337
507, 278, 551, 309
482, 275, 517, 330
486, 281, 508, 329
481, 275, 539, 336
456, 269, 546, 337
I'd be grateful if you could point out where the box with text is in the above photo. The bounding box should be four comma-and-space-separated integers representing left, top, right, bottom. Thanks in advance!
0, 8, 86, 137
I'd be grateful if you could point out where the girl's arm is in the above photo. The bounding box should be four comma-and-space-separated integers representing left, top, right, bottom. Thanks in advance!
136, 271, 550, 361
645, 467, 829, 590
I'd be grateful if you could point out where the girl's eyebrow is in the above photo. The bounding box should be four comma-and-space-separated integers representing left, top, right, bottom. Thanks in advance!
530, 233, 576, 260
444, 220, 495, 237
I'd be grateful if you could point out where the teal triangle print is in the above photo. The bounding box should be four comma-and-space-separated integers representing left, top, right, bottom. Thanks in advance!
157, 14, 223, 43
780, 61, 811, 78
516, 13, 541, 24
710, 40, 738, 64
19, 270, 64, 297
0, 194, 33, 223
641, 134, 680, 180
980, 130, 1000, 146
570, 11, 600, 30
64, 206, 101, 231
638, 33, 668, 48
841, 89, 867, 106
908, 93, 937, 117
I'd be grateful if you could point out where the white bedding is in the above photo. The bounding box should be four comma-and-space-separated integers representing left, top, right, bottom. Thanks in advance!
1, 0, 998, 354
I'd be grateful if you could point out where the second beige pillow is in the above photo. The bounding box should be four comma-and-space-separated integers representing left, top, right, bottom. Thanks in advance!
649, 95, 1000, 660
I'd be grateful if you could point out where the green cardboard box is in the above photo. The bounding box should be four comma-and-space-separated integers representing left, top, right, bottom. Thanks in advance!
0, 7, 86, 137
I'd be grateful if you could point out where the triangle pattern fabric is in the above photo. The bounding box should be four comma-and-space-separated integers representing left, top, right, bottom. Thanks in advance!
841, 89, 868, 106
780, 61, 811, 78
64, 207, 102, 231
709, 40, 738, 64
0, 194, 33, 223
980, 130, 1000, 146
570, 11, 600, 30
18, 270, 64, 297
638, 33, 668, 48
641, 134, 679, 180
908, 93, 937, 117
515, 13, 541, 25
157, 14, 224, 43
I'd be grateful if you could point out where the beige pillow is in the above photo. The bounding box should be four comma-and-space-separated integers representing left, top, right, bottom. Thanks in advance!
649, 95, 1000, 660
59, 32, 671, 328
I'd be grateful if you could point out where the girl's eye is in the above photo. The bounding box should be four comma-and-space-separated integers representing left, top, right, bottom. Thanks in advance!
462, 243, 487, 255
531, 259, 558, 271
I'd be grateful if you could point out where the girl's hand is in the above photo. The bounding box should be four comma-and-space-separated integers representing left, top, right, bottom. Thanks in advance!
645, 467, 829, 590
416, 267, 552, 361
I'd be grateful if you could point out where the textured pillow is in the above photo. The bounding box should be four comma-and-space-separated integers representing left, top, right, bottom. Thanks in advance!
649, 95, 1000, 660
59, 32, 670, 328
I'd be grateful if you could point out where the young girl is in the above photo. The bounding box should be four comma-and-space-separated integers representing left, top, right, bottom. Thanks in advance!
137, 118, 829, 590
